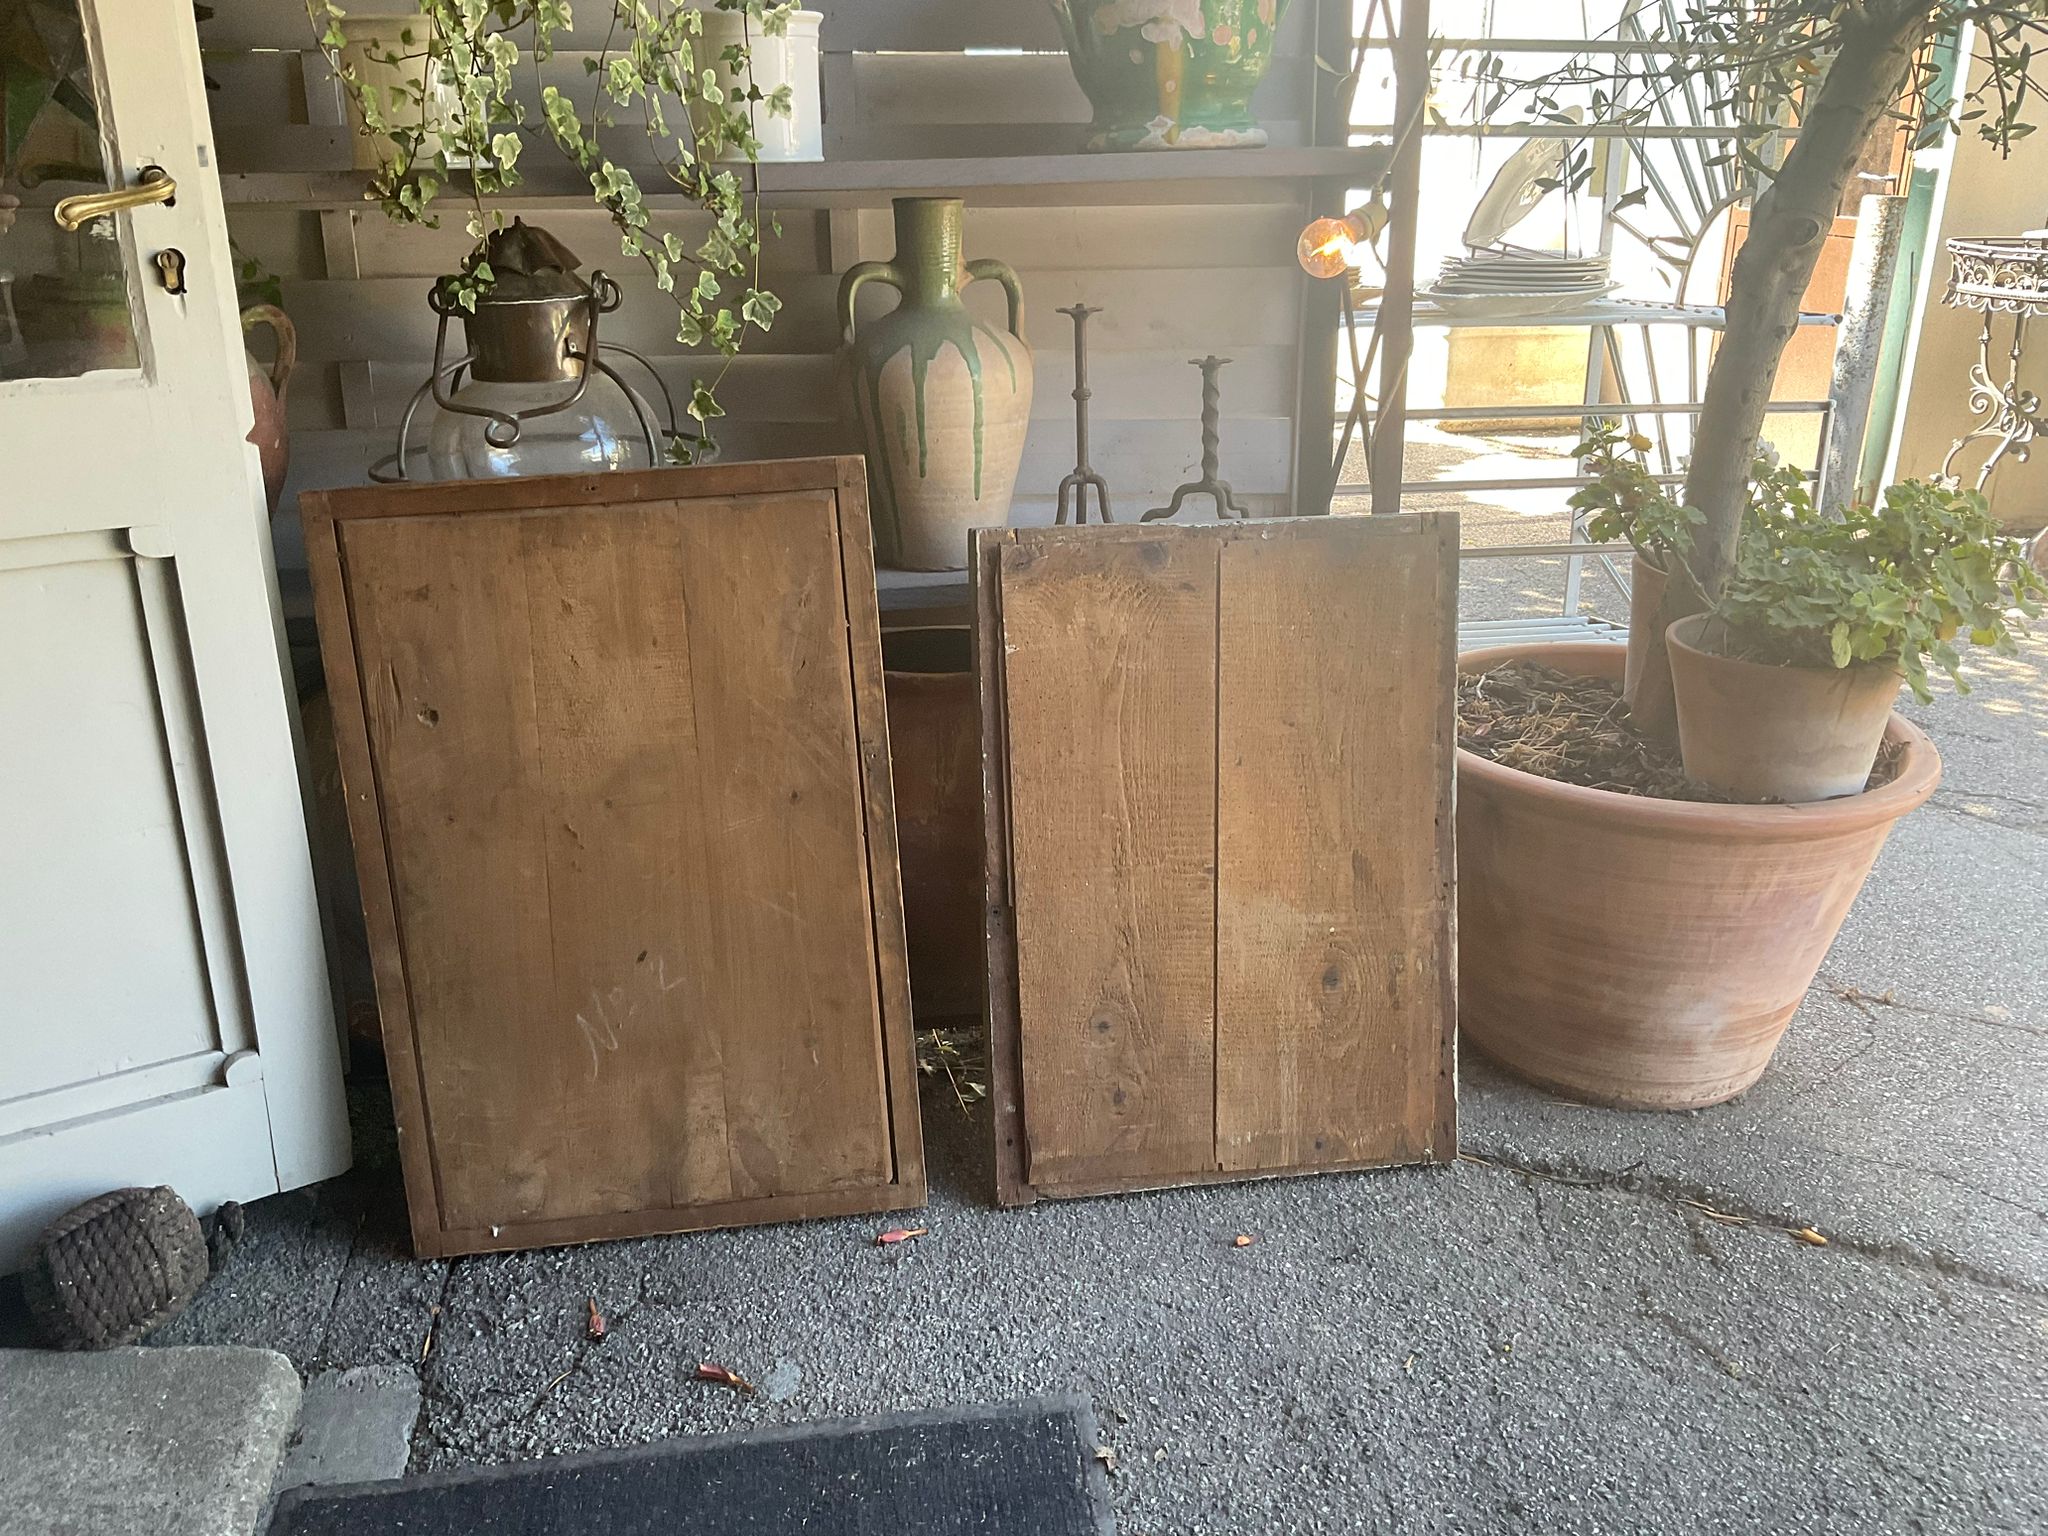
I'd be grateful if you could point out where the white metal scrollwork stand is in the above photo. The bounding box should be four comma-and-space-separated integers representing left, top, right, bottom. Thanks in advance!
1942, 235, 2048, 573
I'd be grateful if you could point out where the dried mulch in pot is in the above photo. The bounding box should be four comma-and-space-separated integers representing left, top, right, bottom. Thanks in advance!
1456, 660, 1902, 804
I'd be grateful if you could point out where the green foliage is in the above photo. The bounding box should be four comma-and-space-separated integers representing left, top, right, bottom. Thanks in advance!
1465, 3, 2048, 194
1570, 418, 1704, 568
1473, 4, 2048, 602
305, 0, 796, 457
1714, 478, 2044, 703
235, 243, 286, 309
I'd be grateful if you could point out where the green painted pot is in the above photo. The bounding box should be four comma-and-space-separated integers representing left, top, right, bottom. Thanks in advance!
839, 199, 1034, 571
1054, 0, 1291, 151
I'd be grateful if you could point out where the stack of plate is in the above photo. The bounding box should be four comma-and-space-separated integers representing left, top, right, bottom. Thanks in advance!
1420, 248, 1617, 319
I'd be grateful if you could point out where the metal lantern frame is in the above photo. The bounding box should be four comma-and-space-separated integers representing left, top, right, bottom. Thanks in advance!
372, 270, 693, 482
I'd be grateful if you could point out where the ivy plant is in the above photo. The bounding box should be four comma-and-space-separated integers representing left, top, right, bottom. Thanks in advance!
1712, 478, 2044, 703
305, 0, 793, 455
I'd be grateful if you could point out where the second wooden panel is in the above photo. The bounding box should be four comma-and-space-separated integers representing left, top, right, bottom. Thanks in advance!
982, 515, 1457, 1205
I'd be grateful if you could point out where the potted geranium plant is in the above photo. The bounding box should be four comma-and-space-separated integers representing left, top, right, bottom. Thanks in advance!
1667, 469, 2041, 801
306, 0, 792, 451
1456, 0, 2048, 1110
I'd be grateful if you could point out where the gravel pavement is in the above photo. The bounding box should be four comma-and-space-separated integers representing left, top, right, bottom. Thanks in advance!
12, 454, 2042, 1533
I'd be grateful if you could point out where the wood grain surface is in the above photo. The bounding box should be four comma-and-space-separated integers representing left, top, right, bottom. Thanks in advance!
998, 529, 1221, 1191
981, 515, 1457, 1204
304, 459, 923, 1255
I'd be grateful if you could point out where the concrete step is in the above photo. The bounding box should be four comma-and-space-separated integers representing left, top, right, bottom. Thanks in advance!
0, 1347, 300, 1536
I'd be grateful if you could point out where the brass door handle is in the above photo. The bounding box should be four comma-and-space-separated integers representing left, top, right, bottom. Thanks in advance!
53, 166, 177, 233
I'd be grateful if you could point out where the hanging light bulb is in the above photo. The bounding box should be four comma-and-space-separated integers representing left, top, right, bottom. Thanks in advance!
1296, 198, 1390, 279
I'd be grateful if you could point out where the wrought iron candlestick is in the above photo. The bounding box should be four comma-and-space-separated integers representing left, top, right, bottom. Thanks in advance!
1143, 354, 1250, 522
1055, 303, 1113, 524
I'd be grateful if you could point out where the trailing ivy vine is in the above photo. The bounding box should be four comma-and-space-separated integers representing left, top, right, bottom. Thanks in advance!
306, 0, 793, 455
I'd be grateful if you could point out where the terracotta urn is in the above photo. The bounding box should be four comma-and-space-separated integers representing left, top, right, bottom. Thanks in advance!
1458, 642, 1939, 1110
1666, 614, 1905, 803
840, 198, 1034, 571
1054, 0, 1292, 151
882, 627, 984, 1018
241, 304, 297, 518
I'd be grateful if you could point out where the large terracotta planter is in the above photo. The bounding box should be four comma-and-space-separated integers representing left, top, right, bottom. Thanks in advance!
882, 628, 984, 1018
1666, 614, 1904, 803
1055, 0, 1291, 151
1458, 642, 1940, 1110
840, 198, 1034, 571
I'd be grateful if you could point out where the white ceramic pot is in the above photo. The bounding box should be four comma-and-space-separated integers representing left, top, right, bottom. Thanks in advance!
695, 8, 824, 162
336, 14, 470, 171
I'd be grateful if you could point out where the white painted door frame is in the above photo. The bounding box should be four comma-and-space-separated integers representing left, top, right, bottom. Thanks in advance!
0, 0, 350, 1270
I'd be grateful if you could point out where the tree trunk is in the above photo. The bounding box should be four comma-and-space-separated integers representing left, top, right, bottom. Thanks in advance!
1680, 13, 1926, 599
1628, 8, 1927, 737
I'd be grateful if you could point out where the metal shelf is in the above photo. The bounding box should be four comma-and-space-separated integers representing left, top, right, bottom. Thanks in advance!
1350, 298, 1841, 331
219, 144, 1396, 211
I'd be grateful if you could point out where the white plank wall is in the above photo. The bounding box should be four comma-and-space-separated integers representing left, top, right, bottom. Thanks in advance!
205, 1, 1326, 553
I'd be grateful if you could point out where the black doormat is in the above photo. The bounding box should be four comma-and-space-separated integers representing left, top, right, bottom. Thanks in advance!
269, 1397, 1116, 1535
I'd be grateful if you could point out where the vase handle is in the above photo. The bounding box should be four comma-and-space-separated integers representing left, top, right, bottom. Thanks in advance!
837, 261, 904, 345
241, 303, 298, 404
965, 258, 1026, 341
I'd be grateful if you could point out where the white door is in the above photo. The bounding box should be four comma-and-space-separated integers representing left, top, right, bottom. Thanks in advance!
0, 0, 349, 1270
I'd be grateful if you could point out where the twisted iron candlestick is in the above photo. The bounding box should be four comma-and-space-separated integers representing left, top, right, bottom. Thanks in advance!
1143, 354, 1249, 522
1055, 303, 1113, 524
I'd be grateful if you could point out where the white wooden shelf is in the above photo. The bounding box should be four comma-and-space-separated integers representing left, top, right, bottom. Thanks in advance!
220, 145, 1393, 211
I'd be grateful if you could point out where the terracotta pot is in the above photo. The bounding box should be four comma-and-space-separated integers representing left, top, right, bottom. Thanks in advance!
1458, 642, 1939, 1110
242, 305, 297, 518
1622, 550, 1667, 709
1666, 614, 1903, 803
840, 198, 1034, 571
882, 628, 984, 1019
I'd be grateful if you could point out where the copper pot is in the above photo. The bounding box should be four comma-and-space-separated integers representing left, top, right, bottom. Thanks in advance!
1458, 642, 1939, 1110
242, 305, 297, 517
882, 627, 983, 1019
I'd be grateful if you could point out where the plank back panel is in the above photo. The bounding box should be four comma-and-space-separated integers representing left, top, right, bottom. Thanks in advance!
306, 459, 922, 1254
982, 514, 1457, 1205
1214, 517, 1458, 1172
998, 530, 1219, 1189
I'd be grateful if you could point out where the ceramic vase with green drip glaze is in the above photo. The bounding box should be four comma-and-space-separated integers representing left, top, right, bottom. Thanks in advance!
839, 198, 1034, 571
1054, 0, 1292, 152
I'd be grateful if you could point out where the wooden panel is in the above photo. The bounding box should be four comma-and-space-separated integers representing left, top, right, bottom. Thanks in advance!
1214, 517, 1458, 1172
358, 348, 1299, 428
276, 266, 1296, 363
277, 418, 1302, 525
997, 528, 1220, 1190
199, 0, 1308, 58
982, 515, 1457, 1205
303, 458, 922, 1255
199, 0, 1066, 53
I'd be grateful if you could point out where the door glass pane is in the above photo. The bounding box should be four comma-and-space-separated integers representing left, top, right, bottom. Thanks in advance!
0, 0, 142, 379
